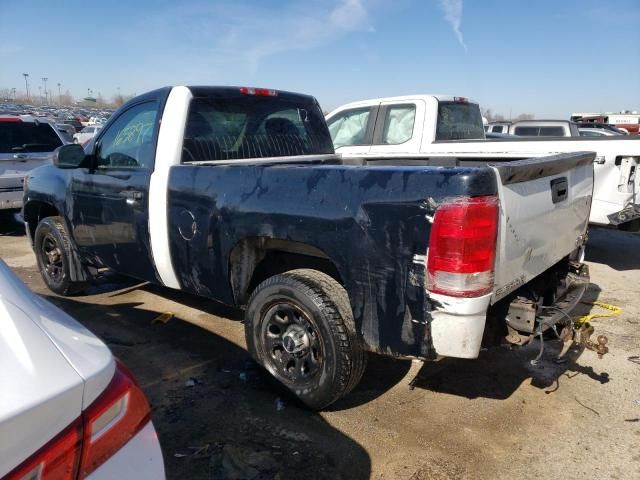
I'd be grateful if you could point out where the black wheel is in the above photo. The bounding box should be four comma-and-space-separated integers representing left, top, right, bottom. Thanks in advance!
34, 216, 87, 295
245, 269, 367, 410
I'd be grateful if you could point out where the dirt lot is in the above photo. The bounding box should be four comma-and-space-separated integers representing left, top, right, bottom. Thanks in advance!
1, 213, 639, 480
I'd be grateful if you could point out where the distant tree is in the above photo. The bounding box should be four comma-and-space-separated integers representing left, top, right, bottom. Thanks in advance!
481, 108, 506, 122
112, 94, 125, 107
96, 93, 106, 107
513, 113, 534, 121
60, 90, 74, 106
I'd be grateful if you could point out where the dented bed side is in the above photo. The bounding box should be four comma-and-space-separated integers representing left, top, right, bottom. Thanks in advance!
166, 164, 497, 358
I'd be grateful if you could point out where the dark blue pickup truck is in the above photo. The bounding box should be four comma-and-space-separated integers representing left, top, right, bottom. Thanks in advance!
23, 86, 594, 409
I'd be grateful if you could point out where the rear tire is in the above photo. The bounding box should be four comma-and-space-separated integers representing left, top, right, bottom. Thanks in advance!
34, 216, 87, 295
245, 269, 366, 410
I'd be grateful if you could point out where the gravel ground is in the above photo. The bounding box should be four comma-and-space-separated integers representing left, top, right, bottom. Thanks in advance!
1, 213, 638, 479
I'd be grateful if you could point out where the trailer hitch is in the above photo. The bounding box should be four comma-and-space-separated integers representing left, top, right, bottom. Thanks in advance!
555, 302, 619, 361
575, 323, 609, 358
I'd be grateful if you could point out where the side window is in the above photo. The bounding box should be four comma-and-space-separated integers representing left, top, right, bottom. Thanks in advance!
327, 108, 371, 148
96, 102, 158, 169
539, 127, 565, 136
513, 126, 539, 136
380, 105, 416, 145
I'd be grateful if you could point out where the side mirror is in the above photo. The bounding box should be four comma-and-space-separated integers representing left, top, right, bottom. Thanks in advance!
53, 144, 86, 169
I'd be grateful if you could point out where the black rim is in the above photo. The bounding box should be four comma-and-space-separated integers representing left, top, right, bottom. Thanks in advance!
260, 302, 324, 386
40, 233, 63, 284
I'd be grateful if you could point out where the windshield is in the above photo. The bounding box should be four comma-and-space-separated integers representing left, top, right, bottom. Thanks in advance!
435, 101, 485, 140
182, 95, 334, 162
0, 121, 63, 153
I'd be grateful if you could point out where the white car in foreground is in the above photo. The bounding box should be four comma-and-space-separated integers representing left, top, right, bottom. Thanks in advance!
0, 260, 165, 479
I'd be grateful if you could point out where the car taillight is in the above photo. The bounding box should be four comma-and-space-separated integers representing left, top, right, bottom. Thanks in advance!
0, 117, 22, 122
78, 361, 151, 478
239, 86, 278, 96
426, 195, 499, 298
4, 420, 82, 480
4, 361, 151, 480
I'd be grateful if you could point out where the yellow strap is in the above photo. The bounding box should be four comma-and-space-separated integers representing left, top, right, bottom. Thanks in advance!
574, 301, 622, 327
152, 311, 174, 324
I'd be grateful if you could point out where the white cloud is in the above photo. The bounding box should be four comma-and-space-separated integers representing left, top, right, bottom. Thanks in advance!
155, 0, 374, 72
438, 0, 467, 51
239, 0, 374, 69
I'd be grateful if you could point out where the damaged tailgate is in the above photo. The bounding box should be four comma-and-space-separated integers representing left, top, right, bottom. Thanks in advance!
489, 152, 594, 303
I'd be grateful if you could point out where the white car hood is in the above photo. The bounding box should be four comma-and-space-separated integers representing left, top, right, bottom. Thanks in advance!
0, 261, 114, 476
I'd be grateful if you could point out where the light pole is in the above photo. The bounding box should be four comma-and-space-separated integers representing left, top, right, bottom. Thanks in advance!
38, 86, 42, 105
42, 77, 48, 105
11, 88, 16, 101
22, 73, 29, 101
57, 83, 62, 105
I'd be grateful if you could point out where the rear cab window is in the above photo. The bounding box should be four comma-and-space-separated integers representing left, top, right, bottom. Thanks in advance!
513, 126, 566, 137
435, 101, 485, 140
182, 90, 333, 162
539, 126, 565, 136
0, 120, 63, 154
513, 126, 539, 136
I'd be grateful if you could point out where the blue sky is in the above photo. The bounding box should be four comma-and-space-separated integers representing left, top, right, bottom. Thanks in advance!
1, 0, 638, 117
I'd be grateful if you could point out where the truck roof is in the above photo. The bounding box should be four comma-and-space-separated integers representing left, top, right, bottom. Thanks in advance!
329, 94, 478, 111
186, 86, 317, 103
511, 120, 577, 125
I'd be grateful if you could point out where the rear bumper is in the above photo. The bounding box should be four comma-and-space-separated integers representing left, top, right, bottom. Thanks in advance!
429, 293, 493, 359
428, 263, 591, 359
534, 264, 590, 330
87, 421, 165, 479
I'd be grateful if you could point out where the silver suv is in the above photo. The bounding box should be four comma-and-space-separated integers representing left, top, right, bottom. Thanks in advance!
0, 116, 67, 212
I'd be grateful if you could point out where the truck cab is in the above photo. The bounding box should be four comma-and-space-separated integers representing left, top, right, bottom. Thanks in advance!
485, 122, 511, 134
327, 95, 640, 231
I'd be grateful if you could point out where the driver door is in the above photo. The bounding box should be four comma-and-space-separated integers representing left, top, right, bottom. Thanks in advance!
70, 100, 160, 282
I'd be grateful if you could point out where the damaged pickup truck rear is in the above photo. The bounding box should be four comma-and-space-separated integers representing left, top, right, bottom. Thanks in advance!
23, 86, 594, 409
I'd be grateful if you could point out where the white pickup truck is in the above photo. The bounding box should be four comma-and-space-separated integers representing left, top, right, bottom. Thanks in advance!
327, 95, 640, 231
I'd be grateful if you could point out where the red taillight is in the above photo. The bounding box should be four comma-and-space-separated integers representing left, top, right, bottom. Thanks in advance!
4, 420, 82, 480
453, 96, 469, 103
427, 196, 499, 298
0, 117, 22, 122
78, 361, 151, 478
239, 86, 278, 97
4, 361, 151, 480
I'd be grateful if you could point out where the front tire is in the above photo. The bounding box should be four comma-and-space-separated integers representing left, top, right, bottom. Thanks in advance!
245, 269, 366, 410
34, 216, 87, 295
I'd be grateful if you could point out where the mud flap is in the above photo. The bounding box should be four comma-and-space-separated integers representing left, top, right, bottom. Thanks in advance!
68, 243, 92, 282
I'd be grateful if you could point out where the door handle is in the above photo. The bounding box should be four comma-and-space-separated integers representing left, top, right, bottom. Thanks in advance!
550, 177, 568, 204
121, 190, 144, 204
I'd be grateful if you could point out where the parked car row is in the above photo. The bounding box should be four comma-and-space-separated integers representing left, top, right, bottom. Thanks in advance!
485, 120, 630, 137
0, 102, 113, 130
